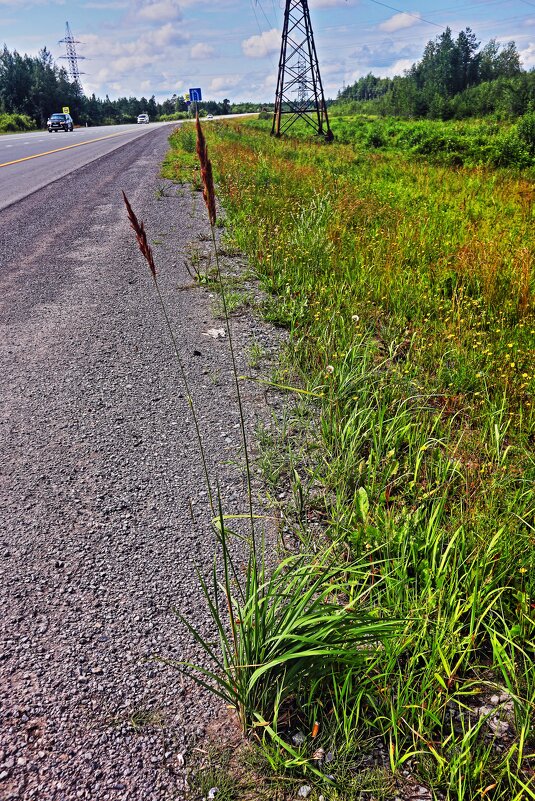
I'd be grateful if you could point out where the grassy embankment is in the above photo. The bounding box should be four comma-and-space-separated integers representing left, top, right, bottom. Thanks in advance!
163, 116, 534, 800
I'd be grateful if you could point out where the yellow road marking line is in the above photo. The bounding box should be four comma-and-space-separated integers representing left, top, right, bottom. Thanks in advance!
0, 130, 131, 169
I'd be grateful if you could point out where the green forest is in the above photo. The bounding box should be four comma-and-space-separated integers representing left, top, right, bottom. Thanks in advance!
337, 27, 534, 119
2, 25, 534, 132
0, 44, 251, 131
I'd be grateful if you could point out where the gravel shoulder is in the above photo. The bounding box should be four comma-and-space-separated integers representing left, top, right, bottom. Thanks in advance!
0, 126, 281, 800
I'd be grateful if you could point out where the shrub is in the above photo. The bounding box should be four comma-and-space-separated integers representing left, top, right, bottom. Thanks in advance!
491, 130, 532, 167
0, 112, 35, 133
364, 123, 387, 148
516, 111, 535, 155
158, 111, 189, 122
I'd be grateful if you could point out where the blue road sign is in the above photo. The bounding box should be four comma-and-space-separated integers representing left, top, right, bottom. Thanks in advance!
189, 87, 202, 102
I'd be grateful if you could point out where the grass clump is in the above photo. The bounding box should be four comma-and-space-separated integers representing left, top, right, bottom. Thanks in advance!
162, 117, 535, 799
179, 516, 398, 736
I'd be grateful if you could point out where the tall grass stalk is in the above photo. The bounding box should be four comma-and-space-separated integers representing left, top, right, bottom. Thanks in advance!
194, 113, 257, 551
122, 190, 215, 512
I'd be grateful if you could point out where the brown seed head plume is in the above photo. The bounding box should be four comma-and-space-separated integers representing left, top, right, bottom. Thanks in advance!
195, 113, 217, 226
122, 190, 157, 280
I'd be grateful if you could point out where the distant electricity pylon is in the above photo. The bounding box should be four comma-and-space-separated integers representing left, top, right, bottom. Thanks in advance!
272, 0, 333, 140
59, 21, 85, 91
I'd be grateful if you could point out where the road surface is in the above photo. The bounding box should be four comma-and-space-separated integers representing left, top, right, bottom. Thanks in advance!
0, 123, 175, 211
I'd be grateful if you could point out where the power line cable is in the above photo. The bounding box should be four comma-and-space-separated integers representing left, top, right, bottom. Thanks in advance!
323, 0, 506, 31
255, 0, 277, 29
365, 0, 444, 28
250, 0, 278, 70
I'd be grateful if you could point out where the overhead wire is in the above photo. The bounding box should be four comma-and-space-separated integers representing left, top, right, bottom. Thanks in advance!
324, 0, 503, 31
254, 0, 278, 29
365, 0, 444, 28
250, 0, 278, 71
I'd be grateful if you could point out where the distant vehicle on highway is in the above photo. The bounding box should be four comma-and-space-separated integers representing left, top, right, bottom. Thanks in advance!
137, 113, 149, 124
206, 114, 214, 120
47, 113, 74, 133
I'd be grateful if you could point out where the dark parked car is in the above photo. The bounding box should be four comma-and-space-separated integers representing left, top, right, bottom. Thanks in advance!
47, 113, 74, 132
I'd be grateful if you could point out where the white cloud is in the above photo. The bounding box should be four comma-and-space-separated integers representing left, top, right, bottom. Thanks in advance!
149, 22, 186, 47
309, 0, 356, 6
82, 2, 128, 8
348, 55, 414, 83
158, 0, 228, 5
381, 57, 414, 77
347, 38, 422, 71
519, 41, 535, 69
0, 0, 66, 6
241, 28, 280, 59
209, 75, 240, 92
321, 60, 345, 77
83, 23, 188, 58
80, 23, 189, 95
379, 12, 422, 33
190, 42, 216, 60
264, 72, 277, 89
138, 0, 183, 22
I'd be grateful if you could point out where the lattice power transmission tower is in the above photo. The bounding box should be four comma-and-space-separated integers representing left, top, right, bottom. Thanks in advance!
272, 0, 333, 140
59, 22, 85, 90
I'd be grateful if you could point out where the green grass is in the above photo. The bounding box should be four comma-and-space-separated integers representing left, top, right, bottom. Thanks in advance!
163, 118, 535, 800
250, 113, 535, 171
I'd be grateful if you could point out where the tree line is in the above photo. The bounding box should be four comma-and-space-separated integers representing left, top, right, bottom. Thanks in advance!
0, 44, 257, 128
337, 28, 535, 119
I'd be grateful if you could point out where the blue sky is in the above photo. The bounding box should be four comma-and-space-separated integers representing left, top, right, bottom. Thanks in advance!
2, 0, 535, 102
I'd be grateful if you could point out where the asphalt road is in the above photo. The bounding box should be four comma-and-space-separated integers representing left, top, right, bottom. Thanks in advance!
0, 119, 277, 798
0, 123, 175, 211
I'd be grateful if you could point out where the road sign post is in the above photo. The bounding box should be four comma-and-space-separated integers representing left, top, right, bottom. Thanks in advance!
189, 88, 202, 116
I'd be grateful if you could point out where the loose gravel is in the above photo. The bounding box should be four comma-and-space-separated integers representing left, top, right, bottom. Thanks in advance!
0, 125, 281, 800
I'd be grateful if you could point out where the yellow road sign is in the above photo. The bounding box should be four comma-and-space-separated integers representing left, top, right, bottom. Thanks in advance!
62, 106, 70, 114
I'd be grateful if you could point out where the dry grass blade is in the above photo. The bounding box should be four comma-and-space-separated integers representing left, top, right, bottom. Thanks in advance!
122, 190, 157, 279
195, 113, 217, 226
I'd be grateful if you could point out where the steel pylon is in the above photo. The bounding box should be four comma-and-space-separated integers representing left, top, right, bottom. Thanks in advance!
59, 21, 85, 90
272, 0, 333, 140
